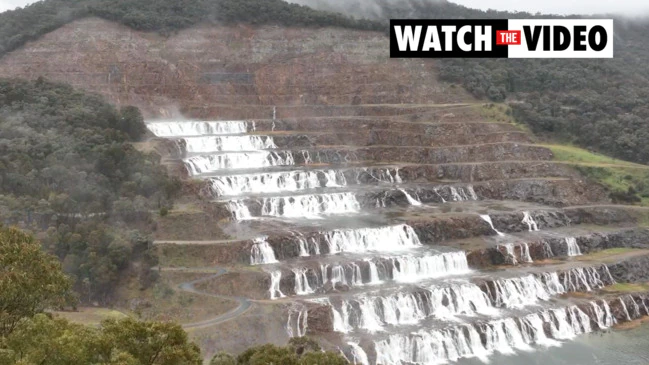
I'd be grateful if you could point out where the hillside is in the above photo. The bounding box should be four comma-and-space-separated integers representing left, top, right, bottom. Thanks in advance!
3, 1, 649, 364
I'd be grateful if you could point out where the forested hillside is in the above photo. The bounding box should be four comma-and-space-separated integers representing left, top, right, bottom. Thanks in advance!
0, 78, 179, 302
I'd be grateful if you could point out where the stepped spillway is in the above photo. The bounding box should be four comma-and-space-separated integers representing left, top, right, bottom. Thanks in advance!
147, 119, 646, 364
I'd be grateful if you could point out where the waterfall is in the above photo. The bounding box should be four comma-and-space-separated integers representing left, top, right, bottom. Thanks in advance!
146, 120, 249, 137
261, 192, 361, 218
181, 135, 276, 153
293, 268, 315, 295
209, 169, 345, 196
398, 189, 422, 206
250, 237, 277, 265
522, 211, 540, 231
450, 187, 465, 201
618, 297, 632, 321
390, 251, 471, 282
184, 151, 295, 175
296, 235, 320, 257
565, 237, 582, 256
228, 201, 252, 221
543, 241, 555, 258
498, 243, 532, 264
373, 303, 599, 365
331, 284, 495, 332
269, 271, 285, 300
487, 274, 564, 309
323, 224, 421, 254
286, 305, 308, 338
434, 188, 447, 203
467, 185, 478, 200
561, 266, 612, 292
479, 215, 505, 236
591, 300, 616, 329
347, 343, 369, 365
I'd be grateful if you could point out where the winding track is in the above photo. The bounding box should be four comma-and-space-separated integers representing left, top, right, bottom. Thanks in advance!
171, 266, 253, 329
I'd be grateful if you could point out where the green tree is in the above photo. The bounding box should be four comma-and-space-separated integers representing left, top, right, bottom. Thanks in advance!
0, 314, 97, 365
97, 317, 202, 365
210, 352, 236, 365
0, 227, 75, 336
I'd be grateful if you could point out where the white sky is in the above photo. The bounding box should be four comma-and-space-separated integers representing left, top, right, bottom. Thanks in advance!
2, 0, 649, 16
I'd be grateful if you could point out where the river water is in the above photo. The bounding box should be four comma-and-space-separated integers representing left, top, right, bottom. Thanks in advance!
459, 323, 649, 365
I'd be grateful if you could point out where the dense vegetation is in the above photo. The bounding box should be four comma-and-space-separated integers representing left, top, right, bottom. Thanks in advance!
0, 78, 179, 302
0, 0, 379, 57
209, 337, 348, 365
0, 225, 201, 365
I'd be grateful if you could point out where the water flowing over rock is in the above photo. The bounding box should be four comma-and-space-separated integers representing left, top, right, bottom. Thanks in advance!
250, 237, 278, 265
565, 237, 582, 256
397, 189, 422, 206
181, 135, 276, 153
184, 151, 295, 175
522, 211, 540, 231
371, 301, 615, 365
260, 192, 361, 218
146, 120, 250, 137
480, 214, 505, 236
322, 225, 421, 254
209, 169, 346, 197
269, 270, 285, 300
286, 304, 309, 338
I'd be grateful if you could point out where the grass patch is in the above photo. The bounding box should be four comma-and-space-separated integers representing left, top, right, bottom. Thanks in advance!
603, 282, 649, 293
576, 247, 639, 261
480, 103, 531, 133
538, 143, 649, 205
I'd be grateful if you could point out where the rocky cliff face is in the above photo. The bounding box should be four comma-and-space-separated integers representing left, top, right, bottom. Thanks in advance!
0, 17, 472, 118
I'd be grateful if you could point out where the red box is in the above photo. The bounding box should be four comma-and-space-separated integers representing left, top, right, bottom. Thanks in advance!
496, 30, 521, 45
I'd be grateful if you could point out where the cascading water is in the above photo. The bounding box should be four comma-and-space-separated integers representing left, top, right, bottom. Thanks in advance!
146, 120, 250, 137
181, 135, 276, 153
228, 201, 252, 221
260, 192, 361, 218
270, 251, 470, 298
565, 237, 582, 256
398, 189, 422, 206
498, 242, 532, 264
323, 224, 421, 255
331, 284, 495, 332
449, 186, 478, 201
184, 151, 295, 175
209, 169, 345, 196
347, 343, 370, 365
269, 271, 285, 300
372, 301, 612, 365
250, 237, 277, 265
286, 305, 308, 338
480, 215, 505, 236
522, 211, 540, 231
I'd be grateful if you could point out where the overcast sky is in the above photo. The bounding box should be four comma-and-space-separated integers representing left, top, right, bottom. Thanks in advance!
2, 0, 649, 15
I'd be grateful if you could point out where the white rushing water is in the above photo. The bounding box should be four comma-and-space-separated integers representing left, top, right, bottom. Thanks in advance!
228, 201, 252, 221
260, 192, 361, 218
372, 301, 613, 365
565, 237, 582, 256
499, 242, 533, 265
286, 305, 308, 338
146, 120, 250, 137
332, 284, 495, 333
480, 215, 505, 236
347, 343, 370, 365
184, 151, 295, 175
250, 237, 277, 265
522, 211, 540, 231
271, 251, 470, 298
449, 186, 478, 201
269, 271, 285, 300
209, 169, 346, 196
182, 135, 276, 153
398, 189, 422, 206
323, 224, 421, 255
